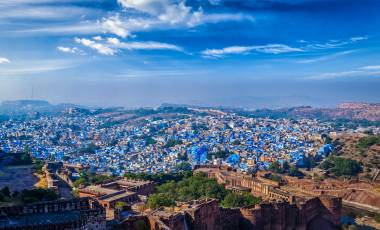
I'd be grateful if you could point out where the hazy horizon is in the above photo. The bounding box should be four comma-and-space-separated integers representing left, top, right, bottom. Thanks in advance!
1, 0, 380, 108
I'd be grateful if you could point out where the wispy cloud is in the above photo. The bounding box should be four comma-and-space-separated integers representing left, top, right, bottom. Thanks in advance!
304, 36, 368, 50
75, 37, 184, 56
297, 50, 355, 64
0, 57, 10, 64
0, 6, 98, 21
0, 0, 94, 5
0, 59, 78, 77
360, 65, 380, 71
309, 64, 380, 80
350, 36, 368, 42
0, 0, 102, 37
201, 44, 303, 58
107, 37, 184, 51
111, 69, 211, 79
8, 22, 102, 37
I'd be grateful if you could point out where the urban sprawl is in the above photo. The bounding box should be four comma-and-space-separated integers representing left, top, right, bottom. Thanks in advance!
0, 108, 333, 175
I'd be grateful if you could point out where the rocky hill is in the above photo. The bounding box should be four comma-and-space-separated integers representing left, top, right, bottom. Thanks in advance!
333, 133, 380, 179
232, 102, 380, 122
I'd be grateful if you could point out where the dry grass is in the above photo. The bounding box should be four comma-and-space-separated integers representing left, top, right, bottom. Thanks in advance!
34, 173, 48, 189
335, 133, 380, 169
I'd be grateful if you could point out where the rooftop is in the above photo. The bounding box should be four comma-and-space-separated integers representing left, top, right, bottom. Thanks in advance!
101, 191, 136, 202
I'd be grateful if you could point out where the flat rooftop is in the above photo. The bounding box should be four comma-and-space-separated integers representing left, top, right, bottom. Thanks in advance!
115, 179, 152, 188
83, 185, 117, 195
101, 191, 136, 202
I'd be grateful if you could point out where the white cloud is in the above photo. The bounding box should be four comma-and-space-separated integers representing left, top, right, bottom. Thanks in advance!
93, 36, 103, 41
75, 37, 183, 55
75, 38, 117, 55
309, 65, 380, 80
360, 65, 380, 71
116, 0, 201, 29
109, 0, 254, 37
0, 57, 10, 64
350, 36, 368, 42
102, 14, 132, 38
118, 0, 187, 17
57, 46, 80, 54
101, 15, 156, 39
201, 44, 303, 58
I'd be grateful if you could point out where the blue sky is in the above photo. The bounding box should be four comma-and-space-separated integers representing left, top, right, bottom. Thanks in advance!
0, 0, 380, 108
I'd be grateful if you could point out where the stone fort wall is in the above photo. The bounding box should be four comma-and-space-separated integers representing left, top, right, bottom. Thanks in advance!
0, 198, 106, 230
147, 196, 341, 230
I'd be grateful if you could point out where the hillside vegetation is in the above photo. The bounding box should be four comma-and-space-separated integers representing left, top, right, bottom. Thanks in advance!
334, 133, 380, 178
146, 172, 260, 209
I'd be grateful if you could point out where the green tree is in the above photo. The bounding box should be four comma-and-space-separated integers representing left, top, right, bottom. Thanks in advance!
288, 165, 304, 178
206, 150, 232, 160
147, 193, 175, 209
146, 172, 229, 208
165, 139, 183, 148
176, 162, 192, 171
321, 156, 362, 177
178, 153, 188, 161
18, 188, 58, 204
133, 219, 149, 230
73, 177, 87, 188
115, 201, 126, 211
144, 137, 157, 146
269, 161, 284, 174
79, 143, 99, 154
232, 140, 241, 145
374, 213, 380, 223
221, 192, 261, 208
0, 187, 11, 201
0, 187, 11, 198
33, 159, 45, 174
357, 136, 380, 149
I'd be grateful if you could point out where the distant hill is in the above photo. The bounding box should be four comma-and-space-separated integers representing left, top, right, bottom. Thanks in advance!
224, 102, 380, 122
1, 100, 379, 122
0, 100, 88, 119
289, 103, 380, 121
1, 100, 51, 109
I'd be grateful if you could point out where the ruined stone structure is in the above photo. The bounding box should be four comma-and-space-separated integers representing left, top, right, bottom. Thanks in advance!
146, 196, 341, 230
0, 197, 106, 230
79, 178, 154, 219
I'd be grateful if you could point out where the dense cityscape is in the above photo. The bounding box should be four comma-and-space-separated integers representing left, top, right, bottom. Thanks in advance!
0, 106, 333, 176
0, 101, 379, 230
